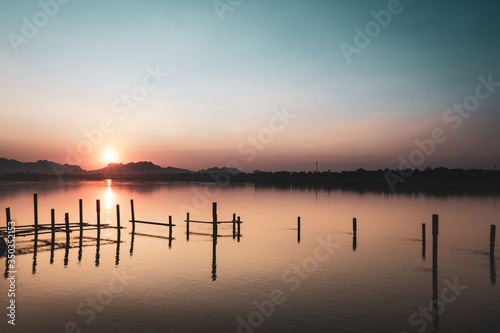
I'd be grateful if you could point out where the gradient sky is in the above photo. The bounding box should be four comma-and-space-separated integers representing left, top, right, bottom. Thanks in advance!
1, 0, 499, 172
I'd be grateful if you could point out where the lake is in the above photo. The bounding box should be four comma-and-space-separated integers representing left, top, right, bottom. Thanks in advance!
0, 180, 499, 333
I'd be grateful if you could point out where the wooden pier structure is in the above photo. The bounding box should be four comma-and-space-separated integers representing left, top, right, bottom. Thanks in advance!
0, 194, 496, 285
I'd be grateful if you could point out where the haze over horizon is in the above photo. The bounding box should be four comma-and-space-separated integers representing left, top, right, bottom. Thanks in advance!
1, 0, 499, 172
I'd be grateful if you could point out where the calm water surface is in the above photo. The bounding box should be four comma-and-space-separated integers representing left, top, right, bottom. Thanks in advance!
0, 180, 499, 333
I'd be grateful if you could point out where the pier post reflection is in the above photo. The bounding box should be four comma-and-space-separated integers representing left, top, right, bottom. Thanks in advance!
491, 253, 496, 285
95, 229, 101, 267
432, 214, 439, 329
32, 235, 38, 274
212, 227, 217, 281
129, 231, 135, 257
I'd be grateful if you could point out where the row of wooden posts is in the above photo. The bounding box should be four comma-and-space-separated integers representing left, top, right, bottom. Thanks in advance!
130, 201, 243, 241
2, 195, 496, 255
0, 194, 244, 248
1, 194, 496, 253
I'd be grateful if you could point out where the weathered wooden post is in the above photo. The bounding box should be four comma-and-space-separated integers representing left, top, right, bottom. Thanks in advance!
432, 214, 439, 328
48, 208, 55, 264
353, 218, 357, 237
115, 204, 121, 266
232, 213, 236, 239
186, 212, 190, 241
212, 202, 218, 240
96, 199, 101, 227
237, 216, 241, 242
116, 204, 121, 241
168, 216, 173, 248
96, 199, 101, 237
34, 193, 39, 244
130, 199, 136, 234
1, 208, 10, 255
51, 209, 56, 243
79, 199, 83, 232
422, 223, 426, 258
169, 215, 173, 239
33, 193, 38, 229
65, 213, 70, 247
297, 217, 301, 243
491, 225, 496, 256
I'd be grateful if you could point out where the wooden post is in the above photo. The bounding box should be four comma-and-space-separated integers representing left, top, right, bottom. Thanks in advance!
48, 208, 55, 265
116, 204, 121, 240
186, 212, 190, 241
96, 199, 101, 227
169, 215, 173, 239
232, 213, 236, 239
33, 193, 38, 229
65, 212, 70, 247
96, 199, 101, 238
2, 208, 10, 257
432, 214, 439, 327
79, 199, 83, 232
422, 223, 426, 259
353, 218, 357, 237
237, 216, 241, 242
33, 193, 39, 244
491, 225, 496, 255
130, 199, 136, 233
432, 215, 438, 269
115, 204, 121, 266
51, 209, 55, 242
297, 217, 301, 243
212, 202, 218, 240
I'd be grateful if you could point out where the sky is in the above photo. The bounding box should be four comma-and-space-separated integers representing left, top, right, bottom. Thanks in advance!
0, 0, 499, 172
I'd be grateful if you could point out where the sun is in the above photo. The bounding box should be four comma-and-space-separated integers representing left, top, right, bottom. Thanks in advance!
102, 150, 118, 164
105, 152, 115, 161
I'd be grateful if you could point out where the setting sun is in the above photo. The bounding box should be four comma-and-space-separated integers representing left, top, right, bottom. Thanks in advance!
103, 150, 117, 164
